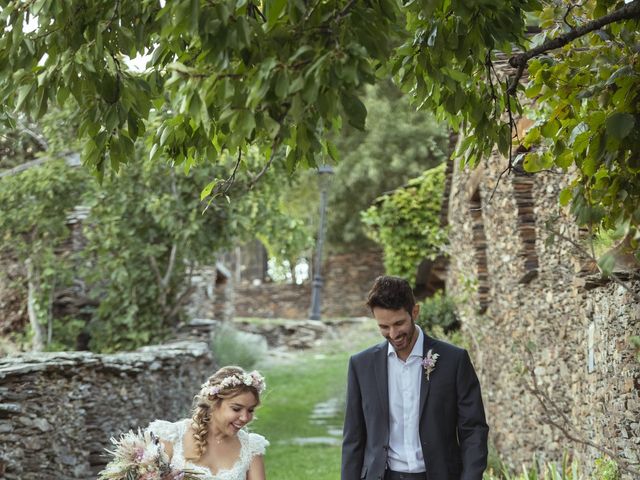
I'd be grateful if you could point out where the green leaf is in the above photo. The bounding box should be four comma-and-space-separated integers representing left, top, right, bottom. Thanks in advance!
340, 92, 367, 130
581, 156, 597, 177
605, 66, 634, 86
326, 140, 339, 162
559, 187, 572, 207
149, 143, 160, 160
568, 122, 588, 145
605, 113, 634, 140
597, 252, 616, 276
556, 150, 573, 169
200, 179, 219, 200
233, 110, 256, 139
56, 87, 70, 106
262, 113, 280, 139
266, 0, 287, 28
274, 70, 289, 99
289, 76, 305, 94
540, 119, 559, 138
15, 85, 33, 110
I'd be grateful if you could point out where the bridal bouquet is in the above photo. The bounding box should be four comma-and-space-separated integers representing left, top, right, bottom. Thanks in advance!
98, 429, 200, 480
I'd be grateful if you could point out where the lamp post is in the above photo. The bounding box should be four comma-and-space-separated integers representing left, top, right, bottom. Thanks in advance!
309, 164, 334, 320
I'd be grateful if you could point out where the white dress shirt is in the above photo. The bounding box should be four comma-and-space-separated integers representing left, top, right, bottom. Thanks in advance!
387, 326, 426, 473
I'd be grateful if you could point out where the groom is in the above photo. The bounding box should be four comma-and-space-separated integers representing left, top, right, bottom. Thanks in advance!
341, 276, 488, 480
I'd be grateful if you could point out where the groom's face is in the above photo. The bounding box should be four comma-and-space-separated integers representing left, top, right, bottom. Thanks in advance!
373, 306, 418, 355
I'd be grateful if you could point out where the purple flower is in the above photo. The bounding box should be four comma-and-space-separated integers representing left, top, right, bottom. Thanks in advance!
422, 349, 440, 380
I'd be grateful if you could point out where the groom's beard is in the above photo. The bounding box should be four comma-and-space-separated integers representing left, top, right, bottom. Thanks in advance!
389, 321, 416, 351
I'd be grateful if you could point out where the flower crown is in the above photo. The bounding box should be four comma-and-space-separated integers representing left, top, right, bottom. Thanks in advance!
201, 370, 266, 397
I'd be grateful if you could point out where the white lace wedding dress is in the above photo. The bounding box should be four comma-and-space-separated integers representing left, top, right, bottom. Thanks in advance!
146, 419, 269, 480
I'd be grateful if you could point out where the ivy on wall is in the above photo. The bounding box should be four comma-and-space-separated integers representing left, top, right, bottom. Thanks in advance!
361, 162, 447, 282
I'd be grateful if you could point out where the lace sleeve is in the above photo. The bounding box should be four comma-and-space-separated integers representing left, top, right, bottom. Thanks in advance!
146, 419, 180, 444
246, 432, 269, 457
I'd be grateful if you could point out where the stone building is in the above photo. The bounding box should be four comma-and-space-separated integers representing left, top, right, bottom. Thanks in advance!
443, 151, 639, 475
232, 250, 385, 319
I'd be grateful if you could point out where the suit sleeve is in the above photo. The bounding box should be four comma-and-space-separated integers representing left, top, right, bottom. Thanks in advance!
341, 356, 366, 480
456, 350, 489, 480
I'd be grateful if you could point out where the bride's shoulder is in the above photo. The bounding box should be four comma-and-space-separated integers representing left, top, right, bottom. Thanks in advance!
242, 430, 269, 456
145, 418, 190, 443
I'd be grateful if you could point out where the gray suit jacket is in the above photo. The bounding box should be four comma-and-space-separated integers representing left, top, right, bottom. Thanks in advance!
341, 332, 488, 480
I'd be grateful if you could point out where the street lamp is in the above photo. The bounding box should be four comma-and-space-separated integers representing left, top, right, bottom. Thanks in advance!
309, 164, 334, 320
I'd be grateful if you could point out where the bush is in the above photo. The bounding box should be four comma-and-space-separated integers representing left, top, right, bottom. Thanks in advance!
211, 322, 268, 370
361, 163, 448, 281
415, 292, 460, 334
592, 457, 621, 480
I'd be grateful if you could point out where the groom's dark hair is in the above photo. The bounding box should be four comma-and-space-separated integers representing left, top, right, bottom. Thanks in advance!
366, 275, 415, 315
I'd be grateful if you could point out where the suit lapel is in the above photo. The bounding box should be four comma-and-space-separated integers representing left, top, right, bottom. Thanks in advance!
419, 333, 437, 418
373, 341, 390, 425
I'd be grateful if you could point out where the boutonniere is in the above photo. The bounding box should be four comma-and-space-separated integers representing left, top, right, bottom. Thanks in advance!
421, 349, 440, 380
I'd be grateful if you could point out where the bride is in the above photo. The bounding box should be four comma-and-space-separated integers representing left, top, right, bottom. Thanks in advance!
147, 366, 268, 480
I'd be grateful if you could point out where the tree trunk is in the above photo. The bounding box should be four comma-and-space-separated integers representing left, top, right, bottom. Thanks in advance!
47, 282, 54, 346
25, 258, 45, 352
290, 261, 297, 284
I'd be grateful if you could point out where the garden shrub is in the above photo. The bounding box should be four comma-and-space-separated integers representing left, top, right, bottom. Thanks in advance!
415, 292, 460, 334
211, 322, 268, 369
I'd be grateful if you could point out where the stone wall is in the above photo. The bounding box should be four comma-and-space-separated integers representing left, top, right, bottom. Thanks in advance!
0, 342, 215, 480
234, 282, 311, 319
446, 154, 640, 476
234, 250, 384, 319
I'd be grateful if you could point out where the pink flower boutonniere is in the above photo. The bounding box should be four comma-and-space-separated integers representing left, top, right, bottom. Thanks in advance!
421, 349, 440, 381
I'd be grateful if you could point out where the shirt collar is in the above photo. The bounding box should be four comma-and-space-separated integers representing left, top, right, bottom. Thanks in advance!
387, 325, 424, 358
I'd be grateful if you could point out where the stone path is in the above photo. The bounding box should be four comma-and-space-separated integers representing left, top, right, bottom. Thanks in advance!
282, 397, 343, 446
269, 318, 378, 447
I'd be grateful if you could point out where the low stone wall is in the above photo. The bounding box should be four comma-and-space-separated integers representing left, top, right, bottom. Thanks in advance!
446, 155, 640, 477
234, 250, 384, 319
0, 342, 215, 480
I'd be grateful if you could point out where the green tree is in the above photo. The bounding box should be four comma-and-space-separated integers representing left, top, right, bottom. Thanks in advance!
1, 0, 639, 254
0, 122, 311, 352
0, 158, 87, 350
327, 82, 448, 252
261, 82, 448, 263
90, 149, 315, 352
362, 163, 447, 280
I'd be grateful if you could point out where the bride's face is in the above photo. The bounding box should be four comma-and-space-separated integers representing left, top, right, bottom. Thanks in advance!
212, 391, 259, 436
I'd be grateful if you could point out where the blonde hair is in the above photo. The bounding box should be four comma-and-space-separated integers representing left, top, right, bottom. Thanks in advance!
189, 366, 262, 459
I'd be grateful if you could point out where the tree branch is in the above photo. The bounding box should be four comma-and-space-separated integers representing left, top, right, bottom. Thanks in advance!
25, 258, 45, 352
507, 0, 640, 94
148, 255, 163, 286
162, 243, 178, 288
248, 139, 280, 189
167, 284, 196, 320
17, 123, 49, 151
545, 225, 640, 303
213, 147, 243, 196
330, 0, 357, 24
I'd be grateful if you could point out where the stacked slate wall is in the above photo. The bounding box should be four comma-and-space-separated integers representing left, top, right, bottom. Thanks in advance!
0, 342, 214, 480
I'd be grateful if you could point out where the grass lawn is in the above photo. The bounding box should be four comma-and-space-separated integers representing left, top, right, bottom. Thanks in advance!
250, 320, 379, 480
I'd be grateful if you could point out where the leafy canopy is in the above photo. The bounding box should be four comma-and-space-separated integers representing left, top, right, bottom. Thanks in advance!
0, 0, 398, 178
1, 0, 639, 249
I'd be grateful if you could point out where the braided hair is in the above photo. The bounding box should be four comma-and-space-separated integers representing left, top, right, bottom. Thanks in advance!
189, 366, 262, 459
